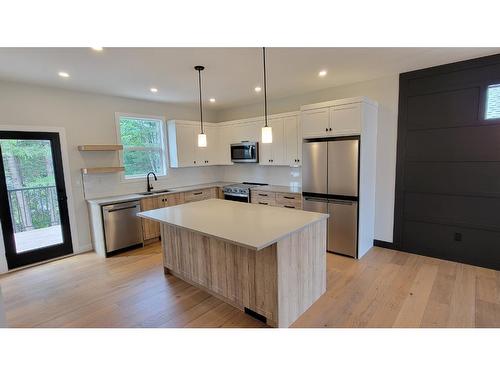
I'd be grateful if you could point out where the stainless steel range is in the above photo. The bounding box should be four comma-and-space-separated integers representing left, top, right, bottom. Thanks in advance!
223, 182, 268, 203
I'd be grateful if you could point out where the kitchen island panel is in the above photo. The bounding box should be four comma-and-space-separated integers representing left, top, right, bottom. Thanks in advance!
277, 220, 327, 327
161, 218, 326, 327
162, 224, 279, 324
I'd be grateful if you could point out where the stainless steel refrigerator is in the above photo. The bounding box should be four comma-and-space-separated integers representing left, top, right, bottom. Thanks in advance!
302, 137, 359, 257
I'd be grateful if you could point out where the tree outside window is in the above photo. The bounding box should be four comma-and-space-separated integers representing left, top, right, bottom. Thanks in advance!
118, 116, 167, 179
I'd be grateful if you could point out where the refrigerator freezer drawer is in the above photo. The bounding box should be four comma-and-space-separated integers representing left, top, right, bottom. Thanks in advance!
303, 196, 328, 214
328, 200, 358, 257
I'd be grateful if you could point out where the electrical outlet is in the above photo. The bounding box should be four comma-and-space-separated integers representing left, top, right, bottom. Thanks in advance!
454, 232, 462, 242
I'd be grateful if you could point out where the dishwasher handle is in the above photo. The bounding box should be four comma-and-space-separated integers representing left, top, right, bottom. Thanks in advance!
105, 205, 139, 213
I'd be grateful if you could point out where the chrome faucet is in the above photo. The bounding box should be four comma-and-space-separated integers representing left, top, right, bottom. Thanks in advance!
146, 172, 157, 192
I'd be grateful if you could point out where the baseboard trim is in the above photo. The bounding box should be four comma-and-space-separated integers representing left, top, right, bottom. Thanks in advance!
373, 239, 398, 250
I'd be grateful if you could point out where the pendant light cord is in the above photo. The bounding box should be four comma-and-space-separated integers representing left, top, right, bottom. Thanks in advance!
197, 68, 204, 134
263, 47, 268, 128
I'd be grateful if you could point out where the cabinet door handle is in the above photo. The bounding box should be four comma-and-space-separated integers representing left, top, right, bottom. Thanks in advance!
259, 202, 269, 205
193, 192, 203, 195
325, 127, 328, 131
194, 161, 196, 164
284, 196, 295, 200
284, 205, 295, 208
258, 193, 268, 197
329, 127, 332, 131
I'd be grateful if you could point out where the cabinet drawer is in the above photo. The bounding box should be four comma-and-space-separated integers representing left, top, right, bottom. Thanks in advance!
184, 188, 215, 202
251, 191, 276, 200
251, 197, 276, 206
276, 192, 302, 204
276, 201, 302, 210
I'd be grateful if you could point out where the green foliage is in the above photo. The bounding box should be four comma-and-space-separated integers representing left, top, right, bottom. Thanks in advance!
0, 139, 55, 189
0, 139, 59, 232
119, 117, 166, 177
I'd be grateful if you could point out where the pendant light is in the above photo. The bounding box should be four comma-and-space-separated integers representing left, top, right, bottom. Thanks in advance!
195, 65, 207, 147
261, 47, 273, 143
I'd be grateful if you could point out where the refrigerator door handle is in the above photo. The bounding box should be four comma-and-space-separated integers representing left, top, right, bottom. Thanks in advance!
304, 196, 328, 202
329, 199, 356, 205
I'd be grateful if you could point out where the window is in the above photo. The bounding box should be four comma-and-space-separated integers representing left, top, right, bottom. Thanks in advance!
118, 115, 167, 179
485, 84, 500, 119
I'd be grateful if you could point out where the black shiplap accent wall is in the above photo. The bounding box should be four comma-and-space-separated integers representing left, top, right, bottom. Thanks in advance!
394, 54, 500, 270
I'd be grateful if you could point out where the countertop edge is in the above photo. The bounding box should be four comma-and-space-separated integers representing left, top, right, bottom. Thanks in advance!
87, 182, 235, 206
137, 209, 328, 251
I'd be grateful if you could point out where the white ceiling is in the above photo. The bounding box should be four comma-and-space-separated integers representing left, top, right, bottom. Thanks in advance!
0, 47, 499, 110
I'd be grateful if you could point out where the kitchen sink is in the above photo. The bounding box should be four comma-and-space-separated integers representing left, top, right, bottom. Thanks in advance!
138, 189, 171, 195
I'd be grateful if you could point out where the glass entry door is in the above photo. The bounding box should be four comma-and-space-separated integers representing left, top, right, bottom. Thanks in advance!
0, 131, 73, 269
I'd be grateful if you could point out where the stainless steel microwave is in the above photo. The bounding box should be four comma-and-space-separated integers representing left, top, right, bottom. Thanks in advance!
230, 142, 259, 163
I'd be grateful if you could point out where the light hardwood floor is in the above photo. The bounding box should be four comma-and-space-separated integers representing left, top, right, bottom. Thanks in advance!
0, 243, 498, 328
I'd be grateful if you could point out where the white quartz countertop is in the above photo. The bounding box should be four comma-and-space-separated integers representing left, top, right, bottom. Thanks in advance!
138, 199, 328, 250
251, 185, 302, 194
87, 181, 235, 206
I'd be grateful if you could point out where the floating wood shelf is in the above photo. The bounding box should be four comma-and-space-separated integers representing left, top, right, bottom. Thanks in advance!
81, 167, 125, 174
78, 145, 123, 151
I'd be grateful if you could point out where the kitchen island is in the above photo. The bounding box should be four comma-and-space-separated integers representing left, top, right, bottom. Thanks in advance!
138, 199, 328, 327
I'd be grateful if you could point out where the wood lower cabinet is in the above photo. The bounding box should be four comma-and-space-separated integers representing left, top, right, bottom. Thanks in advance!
141, 192, 185, 241
251, 191, 277, 206
251, 190, 303, 209
276, 192, 303, 209
217, 187, 225, 199
184, 187, 216, 203
140, 196, 161, 241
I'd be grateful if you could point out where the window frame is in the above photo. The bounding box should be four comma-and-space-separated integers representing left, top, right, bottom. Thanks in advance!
115, 112, 168, 182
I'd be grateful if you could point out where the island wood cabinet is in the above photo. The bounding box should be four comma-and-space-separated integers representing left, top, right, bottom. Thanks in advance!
138, 199, 328, 328
301, 97, 370, 138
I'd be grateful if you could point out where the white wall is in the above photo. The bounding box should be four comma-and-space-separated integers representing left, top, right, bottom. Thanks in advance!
216, 75, 400, 243
0, 80, 219, 273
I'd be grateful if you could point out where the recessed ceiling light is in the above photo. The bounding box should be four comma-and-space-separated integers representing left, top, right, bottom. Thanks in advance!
91, 47, 103, 51
150, 87, 158, 93
318, 70, 327, 77
58, 71, 70, 78
254, 86, 262, 92
209, 98, 216, 103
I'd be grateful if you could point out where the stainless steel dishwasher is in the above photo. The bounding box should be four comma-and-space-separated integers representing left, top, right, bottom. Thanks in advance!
102, 200, 143, 255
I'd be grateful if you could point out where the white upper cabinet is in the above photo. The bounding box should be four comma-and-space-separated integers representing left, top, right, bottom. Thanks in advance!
260, 118, 285, 165
196, 126, 218, 166
301, 108, 329, 138
329, 103, 362, 136
217, 125, 233, 165
168, 121, 218, 168
301, 97, 372, 139
168, 111, 300, 168
168, 122, 196, 167
283, 116, 301, 166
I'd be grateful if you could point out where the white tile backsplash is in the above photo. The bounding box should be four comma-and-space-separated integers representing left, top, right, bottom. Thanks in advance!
220, 164, 301, 187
